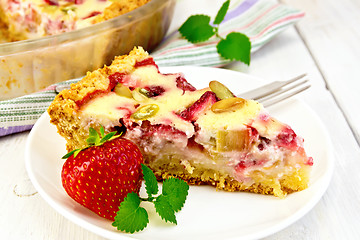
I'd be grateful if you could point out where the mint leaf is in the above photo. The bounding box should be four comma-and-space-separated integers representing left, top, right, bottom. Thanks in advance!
214, 0, 230, 25
162, 178, 189, 212
178, 0, 252, 65
112, 192, 149, 233
217, 32, 251, 65
142, 164, 159, 197
179, 15, 215, 43
112, 166, 189, 233
154, 194, 177, 224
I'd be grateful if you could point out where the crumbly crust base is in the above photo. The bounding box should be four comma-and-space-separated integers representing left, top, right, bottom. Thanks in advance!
151, 165, 309, 198
144, 156, 310, 198
164, 170, 308, 196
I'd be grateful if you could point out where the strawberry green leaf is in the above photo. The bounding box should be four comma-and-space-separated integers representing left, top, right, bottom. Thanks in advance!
100, 125, 105, 138
214, 0, 230, 25
154, 194, 177, 224
162, 178, 189, 212
86, 136, 97, 145
113, 192, 149, 233
88, 127, 98, 138
216, 32, 251, 65
72, 149, 82, 158
62, 149, 78, 159
87, 127, 100, 145
142, 164, 159, 197
100, 131, 117, 144
179, 15, 215, 43
62, 148, 82, 159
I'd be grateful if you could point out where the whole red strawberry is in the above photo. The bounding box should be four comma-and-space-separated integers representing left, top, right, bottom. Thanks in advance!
61, 127, 143, 221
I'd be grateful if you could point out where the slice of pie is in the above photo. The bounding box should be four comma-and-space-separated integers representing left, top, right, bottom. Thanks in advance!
48, 47, 313, 198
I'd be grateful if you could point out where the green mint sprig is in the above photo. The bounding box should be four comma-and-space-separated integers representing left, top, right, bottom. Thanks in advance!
112, 164, 189, 233
178, 0, 251, 65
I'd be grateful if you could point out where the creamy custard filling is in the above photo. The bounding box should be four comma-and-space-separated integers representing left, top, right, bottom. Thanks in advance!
79, 63, 311, 189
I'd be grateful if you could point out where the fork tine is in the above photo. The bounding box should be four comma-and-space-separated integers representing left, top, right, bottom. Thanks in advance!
256, 79, 309, 102
239, 73, 307, 100
261, 83, 311, 107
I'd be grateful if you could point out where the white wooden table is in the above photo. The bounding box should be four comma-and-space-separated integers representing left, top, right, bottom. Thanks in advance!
1, 0, 360, 239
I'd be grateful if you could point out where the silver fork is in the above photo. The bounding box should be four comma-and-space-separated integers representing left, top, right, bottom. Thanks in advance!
238, 73, 310, 107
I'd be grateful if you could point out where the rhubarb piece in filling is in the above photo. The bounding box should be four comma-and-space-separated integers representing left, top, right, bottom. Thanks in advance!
48, 47, 313, 198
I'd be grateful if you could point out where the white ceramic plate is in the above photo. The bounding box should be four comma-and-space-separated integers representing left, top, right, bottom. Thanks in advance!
25, 66, 334, 240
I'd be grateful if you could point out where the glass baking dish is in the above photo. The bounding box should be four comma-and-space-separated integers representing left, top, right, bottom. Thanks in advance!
0, 0, 175, 100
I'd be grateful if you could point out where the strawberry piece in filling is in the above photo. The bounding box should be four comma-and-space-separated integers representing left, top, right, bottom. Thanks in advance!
82, 11, 102, 20
75, 89, 107, 107
140, 121, 186, 139
176, 75, 196, 93
257, 136, 271, 151
108, 72, 126, 89
276, 126, 299, 149
134, 58, 158, 69
144, 85, 165, 97
44, 0, 59, 6
235, 158, 267, 172
178, 91, 217, 122
122, 120, 188, 155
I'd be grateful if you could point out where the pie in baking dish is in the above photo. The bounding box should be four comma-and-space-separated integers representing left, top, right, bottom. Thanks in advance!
0, 0, 150, 41
48, 47, 313, 198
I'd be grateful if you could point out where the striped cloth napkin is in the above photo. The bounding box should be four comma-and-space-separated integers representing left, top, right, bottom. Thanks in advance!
0, 0, 304, 137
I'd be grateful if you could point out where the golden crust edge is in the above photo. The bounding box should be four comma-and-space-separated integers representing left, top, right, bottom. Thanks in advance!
93, 0, 151, 23
152, 166, 310, 198
47, 46, 149, 151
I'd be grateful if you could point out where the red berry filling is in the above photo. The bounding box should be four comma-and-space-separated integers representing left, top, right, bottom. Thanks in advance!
140, 120, 186, 138
235, 158, 266, 172
144, 85, 165, 97
75, 72, 127, 107
64, 0, 84, 4
276, 126, 298, 149
82, 11, 101, 19
134, 58, 159, 70
108, 72, 126, 89
75, 89, 106, 107
44, 0, 58, 6
176, 75, 196, 93
258, 136, 271, 151
178, 91, 217, 122
306, 157, 314, 166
